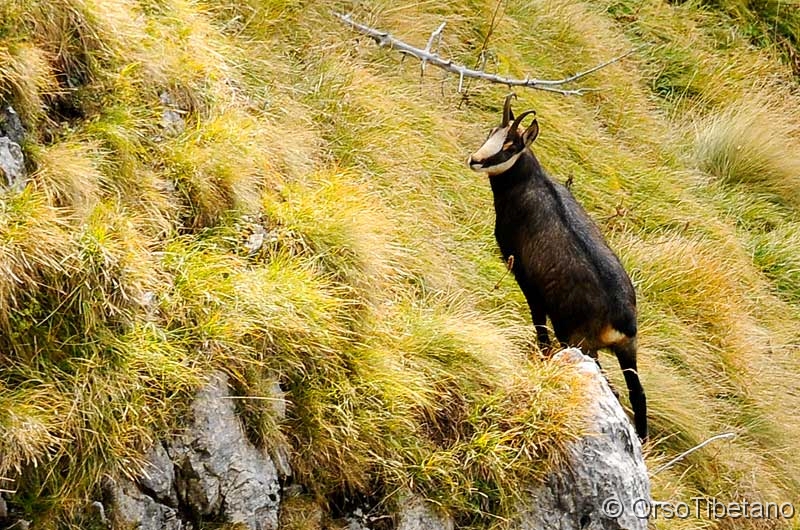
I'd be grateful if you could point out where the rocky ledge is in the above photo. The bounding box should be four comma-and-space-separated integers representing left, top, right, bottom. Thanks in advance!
101, 348, 648, 530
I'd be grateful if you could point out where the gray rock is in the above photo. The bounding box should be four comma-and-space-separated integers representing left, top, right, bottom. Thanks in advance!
268, 381, 286, 419
245, 226, 267, 255
346, 508, 370, 530
271, 439, 292, 480
169, 372, 280, 529
0, 106, 25, 145
105, 351, 648, 530
108, 372, 281, 530
244, 226, 280, 257
89, 501, 107, 525
160, 92, 185, 135
139, 441, 178, 507
0, 494, 6, 518
0, 137, 26, 190
109, 478, 183, 530
397, 497, 453, 530
341, 498, 453, 530
517, 348, 650, 530
266, 380, 293, 479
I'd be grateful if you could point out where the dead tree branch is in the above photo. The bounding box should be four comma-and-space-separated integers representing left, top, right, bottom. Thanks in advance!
334, 12, 636, 96
651, 432, 736, 476
421, 22, 446, 75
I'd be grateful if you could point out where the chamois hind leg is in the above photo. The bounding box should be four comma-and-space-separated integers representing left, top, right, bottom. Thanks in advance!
587, 349, 620, 399
611, 338, 648, 441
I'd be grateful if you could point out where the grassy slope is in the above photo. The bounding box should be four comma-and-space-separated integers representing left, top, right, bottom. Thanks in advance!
0, 0, 799, 528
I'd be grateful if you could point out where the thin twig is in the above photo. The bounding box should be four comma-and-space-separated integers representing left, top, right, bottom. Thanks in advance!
334, 12, 635, 96
651, 432, 736, 476
553, 47, 640, 85
425, 22, 446, 53
479, 0, 506, 59
493, 255, 514, 290
422, 22, 446, 75
461, 0, 507, 103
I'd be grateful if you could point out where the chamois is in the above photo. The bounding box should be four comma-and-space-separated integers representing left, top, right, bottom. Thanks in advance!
467, 95, 647, 440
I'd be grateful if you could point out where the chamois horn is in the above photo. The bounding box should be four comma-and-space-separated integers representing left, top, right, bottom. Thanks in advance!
511, 109, 537, 132
502, 93, 516, 127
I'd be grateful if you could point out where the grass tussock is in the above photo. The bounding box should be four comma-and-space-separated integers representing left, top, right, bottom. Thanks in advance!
0, 0, 799, 528
693, 96, 800, 206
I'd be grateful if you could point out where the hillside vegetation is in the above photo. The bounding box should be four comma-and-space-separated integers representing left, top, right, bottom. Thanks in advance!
0, 0, 799, 528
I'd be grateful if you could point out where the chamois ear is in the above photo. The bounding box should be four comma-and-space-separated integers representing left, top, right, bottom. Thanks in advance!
523, 119, 539, 146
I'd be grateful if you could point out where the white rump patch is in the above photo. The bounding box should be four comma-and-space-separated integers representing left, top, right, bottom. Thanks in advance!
600, 326, 627, 345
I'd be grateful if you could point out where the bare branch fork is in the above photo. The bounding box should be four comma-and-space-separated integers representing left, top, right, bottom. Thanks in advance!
333, 12, 636, 96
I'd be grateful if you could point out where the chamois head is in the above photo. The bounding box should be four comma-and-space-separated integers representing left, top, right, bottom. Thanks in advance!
468, 94, 539, 176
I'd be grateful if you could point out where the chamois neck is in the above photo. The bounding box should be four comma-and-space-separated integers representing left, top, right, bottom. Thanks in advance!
488, 149, 543, 194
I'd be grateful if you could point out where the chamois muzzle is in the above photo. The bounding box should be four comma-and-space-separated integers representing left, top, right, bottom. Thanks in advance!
468, 154, 486, 169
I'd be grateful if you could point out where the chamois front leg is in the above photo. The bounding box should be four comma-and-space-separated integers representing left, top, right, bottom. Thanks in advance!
529, 303, 552, 357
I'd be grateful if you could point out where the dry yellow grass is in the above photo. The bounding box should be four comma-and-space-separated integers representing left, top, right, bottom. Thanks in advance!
693, 95, 800, 207
0, 0, 799, 528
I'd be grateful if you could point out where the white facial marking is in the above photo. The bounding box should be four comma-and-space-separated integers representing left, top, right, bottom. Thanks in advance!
472, 151, 523, 176
470, 126, 510, 163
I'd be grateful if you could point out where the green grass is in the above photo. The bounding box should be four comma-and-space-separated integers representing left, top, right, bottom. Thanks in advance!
750, 222, 800, 304
695, 0, 800, 61
0, 0, 799, 528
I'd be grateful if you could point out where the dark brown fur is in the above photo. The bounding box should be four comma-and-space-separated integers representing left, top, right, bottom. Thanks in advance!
469, 101, 647, 440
